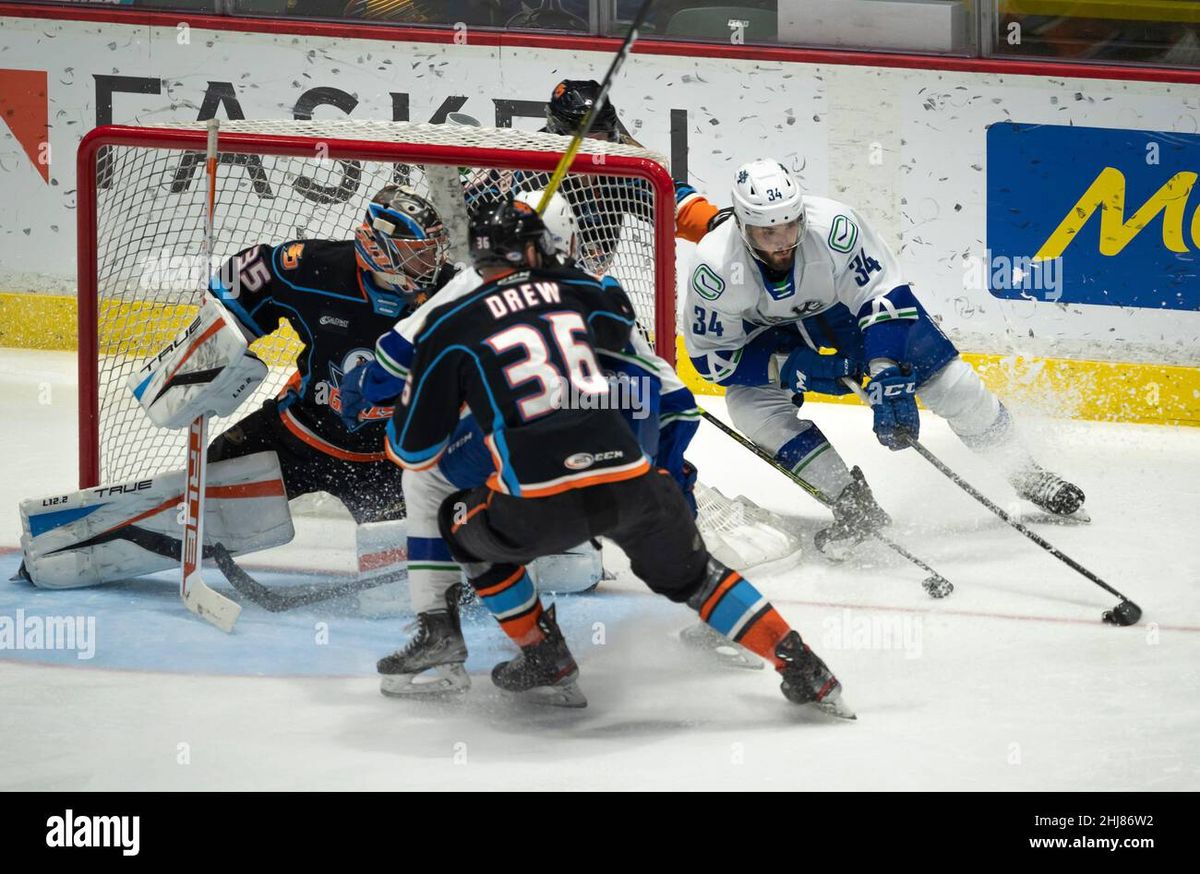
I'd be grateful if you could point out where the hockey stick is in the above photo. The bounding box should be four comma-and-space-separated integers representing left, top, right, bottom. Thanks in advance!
212, 545, 406, 613
840, 377, 1142, 625
179, 119, 241, 633
697, 407, 954, 598
534, 0, 655, 215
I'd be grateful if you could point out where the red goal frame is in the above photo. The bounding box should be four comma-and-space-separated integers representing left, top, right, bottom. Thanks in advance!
75, 124, 678, 489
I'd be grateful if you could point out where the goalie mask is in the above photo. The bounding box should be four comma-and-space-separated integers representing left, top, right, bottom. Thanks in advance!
355, 185, 450, 307
731, 159, 807, 271
545, 79, 621, 141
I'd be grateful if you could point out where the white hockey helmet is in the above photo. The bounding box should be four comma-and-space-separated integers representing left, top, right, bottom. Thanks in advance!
731, 159, 806, 262
514, 189, 579, 263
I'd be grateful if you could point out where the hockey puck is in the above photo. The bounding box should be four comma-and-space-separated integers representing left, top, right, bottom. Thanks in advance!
922, 575, 953, 599
1102, 600, 1142, 626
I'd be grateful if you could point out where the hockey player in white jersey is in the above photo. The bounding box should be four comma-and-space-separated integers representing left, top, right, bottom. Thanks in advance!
684, 159, 1085, 556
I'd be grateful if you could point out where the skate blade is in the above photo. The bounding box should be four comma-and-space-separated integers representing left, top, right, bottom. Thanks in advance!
503, 675, 588, 709
678, 624, 764, 670
1054, 506, 1091, 524
814, 536, 860, 564
813, 692, 857, 720
380, 663, 470, 698
1024, 509, 1091, 526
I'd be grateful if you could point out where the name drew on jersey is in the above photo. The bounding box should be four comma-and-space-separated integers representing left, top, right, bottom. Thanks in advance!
484, 280, 564, 319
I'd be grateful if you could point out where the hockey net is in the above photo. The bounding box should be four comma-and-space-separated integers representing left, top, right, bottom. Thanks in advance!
77, 120, 677, 488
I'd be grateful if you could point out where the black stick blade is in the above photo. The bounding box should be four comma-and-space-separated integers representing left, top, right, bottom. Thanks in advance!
922, 576, 954, 599
1102, 600, 1142, 626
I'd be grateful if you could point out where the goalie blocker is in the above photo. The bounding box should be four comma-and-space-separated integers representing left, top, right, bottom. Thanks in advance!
19, 451, 293, 589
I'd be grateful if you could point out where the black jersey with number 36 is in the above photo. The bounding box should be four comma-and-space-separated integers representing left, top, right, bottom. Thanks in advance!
387, 265, 650, 497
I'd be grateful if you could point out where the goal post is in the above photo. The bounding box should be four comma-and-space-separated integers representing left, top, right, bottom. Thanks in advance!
76, 120, 678, 489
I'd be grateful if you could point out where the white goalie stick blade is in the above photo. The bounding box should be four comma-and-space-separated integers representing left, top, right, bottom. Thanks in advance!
182, 568, 241, 632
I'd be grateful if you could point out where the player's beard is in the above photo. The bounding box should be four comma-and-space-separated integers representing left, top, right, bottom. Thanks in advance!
742, 220, 801, 273
758, 247, 797, 273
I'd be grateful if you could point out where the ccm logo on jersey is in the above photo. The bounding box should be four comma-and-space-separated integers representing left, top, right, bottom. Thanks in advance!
564, 450, 624, 471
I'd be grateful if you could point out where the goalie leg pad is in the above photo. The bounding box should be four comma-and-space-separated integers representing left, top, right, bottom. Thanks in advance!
527, 541, 604, 595
19, 451, 294, 589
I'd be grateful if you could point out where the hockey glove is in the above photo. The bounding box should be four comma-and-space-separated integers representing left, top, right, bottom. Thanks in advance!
868, 364, 919, 450
778, 346, 862, 396
338, 361, 375, 431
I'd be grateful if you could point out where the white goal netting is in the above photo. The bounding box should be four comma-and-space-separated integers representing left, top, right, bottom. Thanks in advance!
83, 120, 673, 485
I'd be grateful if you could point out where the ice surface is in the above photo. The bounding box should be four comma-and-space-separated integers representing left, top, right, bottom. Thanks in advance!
1, 349, 1197, 790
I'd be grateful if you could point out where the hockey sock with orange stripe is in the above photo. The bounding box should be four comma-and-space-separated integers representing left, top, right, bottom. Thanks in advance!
688, 561, 793, 668
471, 563, 546, 647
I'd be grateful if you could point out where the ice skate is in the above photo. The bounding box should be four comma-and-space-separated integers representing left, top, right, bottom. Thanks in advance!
378, 583, 470, 697
775, 631, 855, 719
1010, 464, 1088, 522
813, 466, 891, 561
491, 605, 587, 708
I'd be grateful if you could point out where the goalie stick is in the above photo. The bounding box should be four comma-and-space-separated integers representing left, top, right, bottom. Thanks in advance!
179, 119, 242, 632
212, 545, 406, 613
698, 407, 954, 599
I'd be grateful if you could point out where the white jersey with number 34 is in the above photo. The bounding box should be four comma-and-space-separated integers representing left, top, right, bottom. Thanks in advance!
684, 196, 909, 383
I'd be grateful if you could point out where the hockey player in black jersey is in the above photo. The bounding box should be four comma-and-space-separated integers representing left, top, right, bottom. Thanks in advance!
388, 199, 851, 715
206, 184, 456, 524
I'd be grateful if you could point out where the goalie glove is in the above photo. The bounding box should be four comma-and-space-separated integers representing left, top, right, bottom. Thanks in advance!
128, 298, 267, 429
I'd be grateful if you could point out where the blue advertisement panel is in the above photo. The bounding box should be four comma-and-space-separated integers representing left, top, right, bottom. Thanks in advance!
986, 122, 1199, 311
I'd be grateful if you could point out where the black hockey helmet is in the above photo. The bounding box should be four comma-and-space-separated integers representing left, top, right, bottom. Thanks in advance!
545, 79, 620, 141
469, 199, 554, 270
